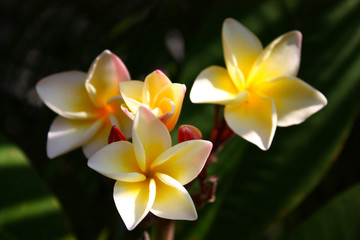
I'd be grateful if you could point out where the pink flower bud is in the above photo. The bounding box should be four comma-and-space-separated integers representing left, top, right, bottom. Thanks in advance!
178, 124, 202, 143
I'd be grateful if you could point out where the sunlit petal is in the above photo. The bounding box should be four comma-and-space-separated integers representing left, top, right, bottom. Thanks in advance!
224, 94, 277, 150
88, 141, 145, 182
143, 70, 171, 106
36, 71, 97, 119
256, 76, 327, 126
47, 116, 103, 158
190, 66, 239, 105
222, 18, 262, 87
133, 107, 172, 171
247, 31, 302, 86
114, 179, 156, 231
85, 50, 130, 107
151, 173, 197, 220
151, 140, 212, 185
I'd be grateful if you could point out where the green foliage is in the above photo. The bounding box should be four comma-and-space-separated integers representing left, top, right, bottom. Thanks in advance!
0, 135, 75, 239
0, 0, 359, 239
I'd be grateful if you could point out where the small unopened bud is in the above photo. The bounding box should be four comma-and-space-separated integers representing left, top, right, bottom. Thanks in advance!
178, 124, 202, 143
108, 125, 127, 144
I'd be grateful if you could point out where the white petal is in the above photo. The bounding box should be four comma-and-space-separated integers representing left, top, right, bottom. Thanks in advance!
87, 141, 145, 182
257, 76, 327, 126
247, 31, 302, 86
36, 71, 97, 119
151, 173, 197, 220
47, 116, 103, 158
114, 179, 156, 230
224, 93, 277, 150
190, 66, 239, 105
151, 140, 212, 185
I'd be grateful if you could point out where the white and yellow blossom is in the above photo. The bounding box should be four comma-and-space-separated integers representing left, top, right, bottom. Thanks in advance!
119, 70, 186, 131
190, 18, 327, 150
88, 106, 212, 230
36, 50, 132, 158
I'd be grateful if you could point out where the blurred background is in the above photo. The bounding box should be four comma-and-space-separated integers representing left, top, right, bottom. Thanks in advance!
1, 0, 359, 239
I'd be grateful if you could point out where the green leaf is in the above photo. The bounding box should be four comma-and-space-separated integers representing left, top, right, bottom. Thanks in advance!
0, 134, 76, 240
281, 183, 360, 240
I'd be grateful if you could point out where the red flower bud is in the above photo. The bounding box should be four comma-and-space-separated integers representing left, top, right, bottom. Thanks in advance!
108, 125, 128, 144
178, 124, 202, 143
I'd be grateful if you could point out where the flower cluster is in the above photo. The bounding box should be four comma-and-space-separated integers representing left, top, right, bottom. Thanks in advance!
36, 18, 327, 231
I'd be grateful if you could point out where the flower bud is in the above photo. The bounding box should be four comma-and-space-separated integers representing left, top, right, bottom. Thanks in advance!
178, 124, 202, 143
108, 125, 128, 144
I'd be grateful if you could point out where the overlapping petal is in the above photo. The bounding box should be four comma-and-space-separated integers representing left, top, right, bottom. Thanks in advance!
120, 70, 185, 132
132, 106, 172, 172
247, 31, 302, 87
36, 71, 97, 119
222, 18, 262, 87
151, 173, 197, 220
224, 94, 277, 150
151, 140, 212, 185
153, 83, 185, 131
85, 50, 130, 107
190, 66, 239, 105
256, 76, 328, 127
143, 70, 171, 106
88, 141, 145, 182
114, 179, 156, 230
119, 80, 144, 114
47, 116, 104, 158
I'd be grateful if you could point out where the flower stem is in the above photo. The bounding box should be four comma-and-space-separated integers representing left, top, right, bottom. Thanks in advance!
156, 219, 175, 240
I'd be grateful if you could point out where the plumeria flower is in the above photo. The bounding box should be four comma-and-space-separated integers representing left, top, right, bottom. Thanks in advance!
119, 69, 186, 132
36, 50, 132, 158
88, 106, 212, 230
190, 18, 327, 150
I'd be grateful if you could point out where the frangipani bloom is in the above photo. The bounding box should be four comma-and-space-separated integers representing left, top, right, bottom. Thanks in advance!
36, 50, 132, 158
190, 18, 327, 150
119, 70, 186, 131
88, 106, 212, 230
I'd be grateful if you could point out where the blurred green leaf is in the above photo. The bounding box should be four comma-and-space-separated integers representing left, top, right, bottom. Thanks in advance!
281, 183, 360, 240
0, 134, 75, 240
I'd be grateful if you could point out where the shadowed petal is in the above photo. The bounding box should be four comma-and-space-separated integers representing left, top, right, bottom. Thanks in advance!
47, 116, 104, 158
151, 173, 197, 220
224, 94, 277, 150
87, 141, 145, 182
257, 76, 327, 126
86, 50, 130, 107
114, 179, 156, 230
248, 31, 302, 86
222, 18, 262, 87
119, 80, 144, 111
36, 71, 98, 119
151, 140, 212, 185
153, 83, 186, 131
82, 123, 110, 158
190, 66, 239, 105
132, 107, 172, 171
